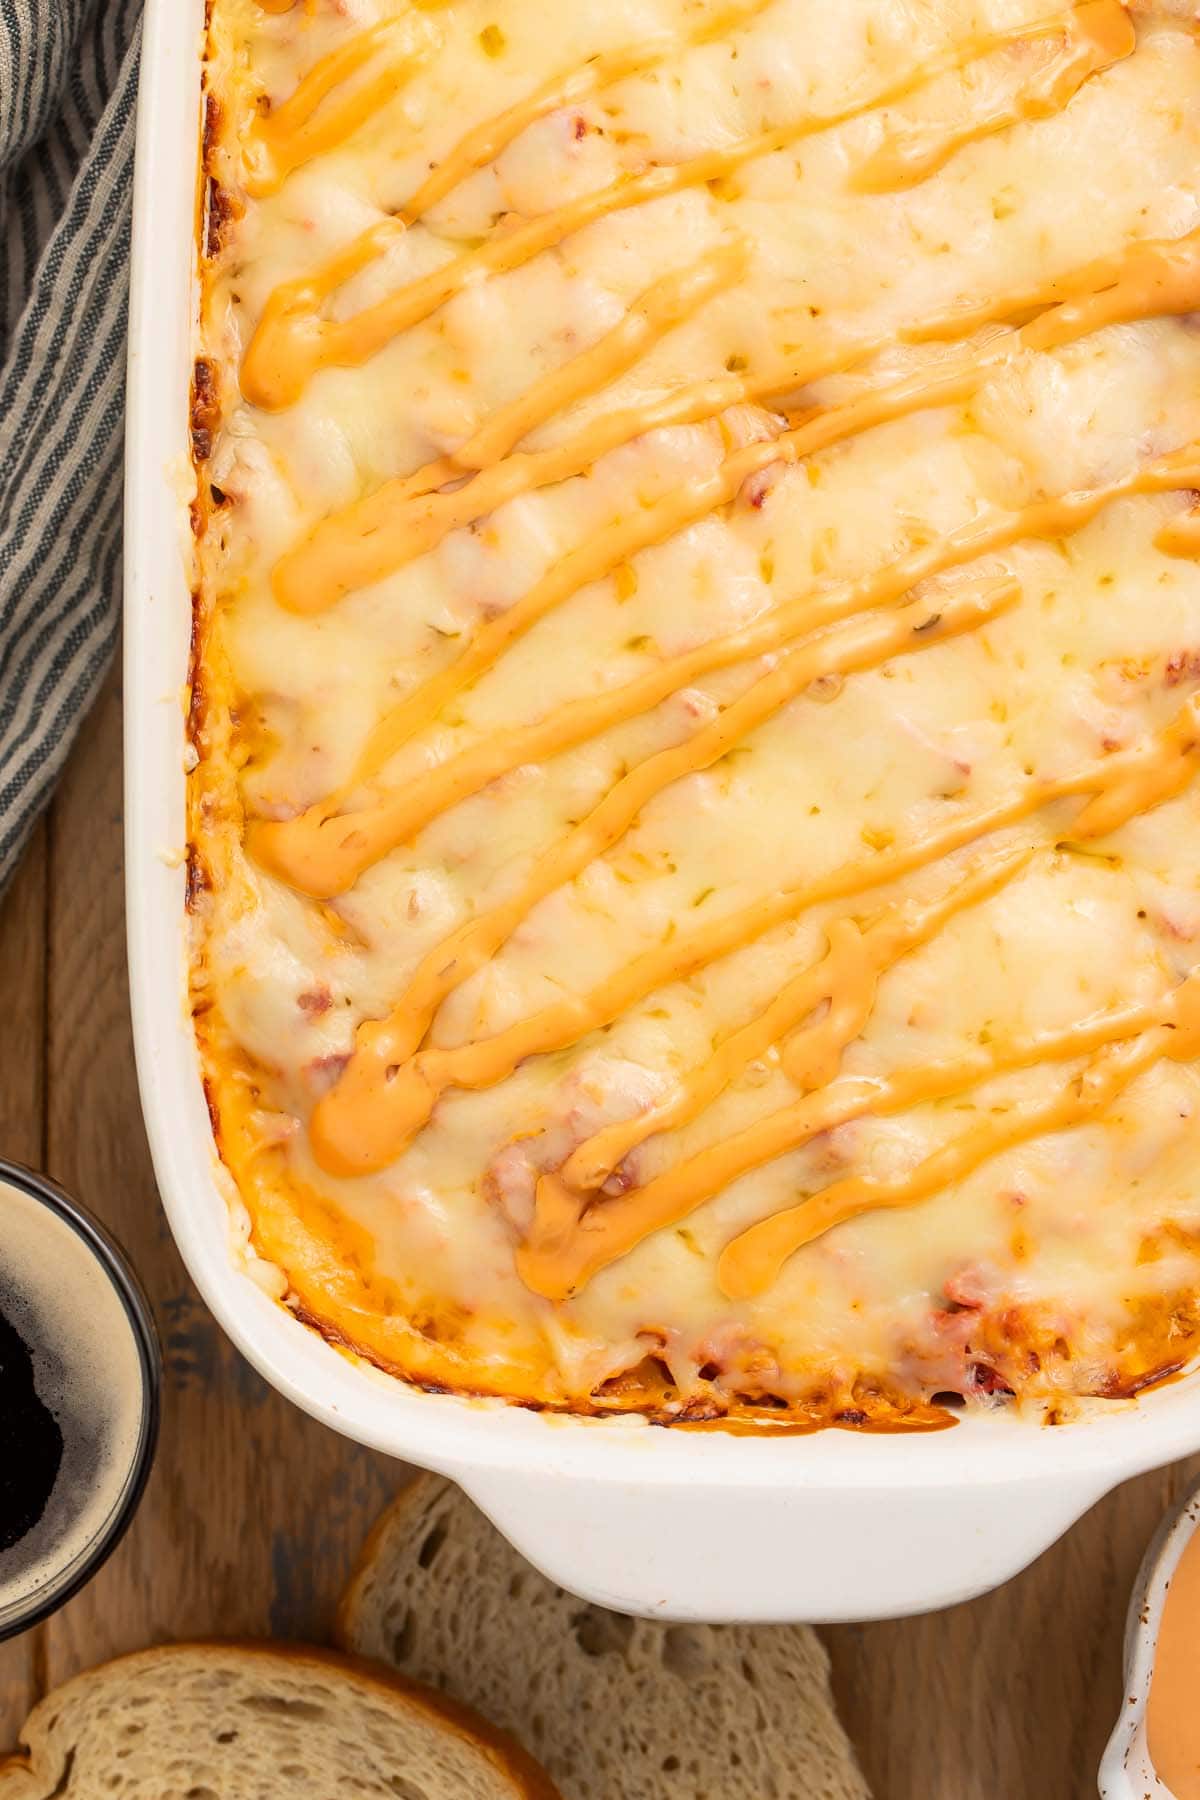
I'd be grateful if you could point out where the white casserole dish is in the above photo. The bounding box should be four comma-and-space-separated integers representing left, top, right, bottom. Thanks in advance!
124, 0, 1200, 1625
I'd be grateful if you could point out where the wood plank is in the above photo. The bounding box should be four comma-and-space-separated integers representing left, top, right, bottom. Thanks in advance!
0, 821, 48, 1748
38, 668, 399, 1686
825, 1460, 1195, 1798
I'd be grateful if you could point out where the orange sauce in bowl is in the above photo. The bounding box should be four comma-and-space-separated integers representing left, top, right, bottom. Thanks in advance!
1149, 1523, 1200, 1798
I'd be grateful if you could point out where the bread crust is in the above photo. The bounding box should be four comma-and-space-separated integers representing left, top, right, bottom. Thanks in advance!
0, 1639, 561, 1800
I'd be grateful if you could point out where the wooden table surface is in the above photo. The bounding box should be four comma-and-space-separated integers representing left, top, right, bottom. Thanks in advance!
0, 666, 1195, 1798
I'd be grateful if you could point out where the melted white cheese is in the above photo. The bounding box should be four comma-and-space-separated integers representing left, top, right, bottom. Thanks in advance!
193, 0, 1200, 1419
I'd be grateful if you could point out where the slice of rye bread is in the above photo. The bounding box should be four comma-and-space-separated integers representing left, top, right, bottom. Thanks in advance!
0, 1641, 560, 1800
338, 1474, 873, 1800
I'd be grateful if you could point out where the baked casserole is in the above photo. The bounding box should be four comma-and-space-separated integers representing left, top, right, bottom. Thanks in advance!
189, 0, 1200, 1427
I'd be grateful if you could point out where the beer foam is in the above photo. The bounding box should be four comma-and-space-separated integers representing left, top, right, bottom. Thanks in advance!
0, 1177, 149, 1622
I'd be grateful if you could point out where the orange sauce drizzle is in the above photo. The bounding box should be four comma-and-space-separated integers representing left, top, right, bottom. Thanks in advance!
270, 225, 1200, 624
851, 0, 1131, 192
269, 239, 749, 613
240, 4, 1130, 410
717, 979, 1200, 1300
244, 0, 777, 203
262, 247, 748, 639
562, 845, 1036, 1196
305, 583, 1015, 1174
248, 226, 1200, 954
398, 0, 779, 226
512, 694, 1200, 1298
243, 20, 437, 198
1157, 505, 1200, 559
254, 446, 1200, 899
529, 967, 1200, 1303
309, 664, 1200, 1188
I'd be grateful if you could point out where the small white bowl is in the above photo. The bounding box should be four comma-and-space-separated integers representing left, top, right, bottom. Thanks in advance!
1099, 1477, 1200, 1798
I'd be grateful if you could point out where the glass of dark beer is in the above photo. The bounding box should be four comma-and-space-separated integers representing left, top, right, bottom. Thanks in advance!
0, 1160, 160, 1640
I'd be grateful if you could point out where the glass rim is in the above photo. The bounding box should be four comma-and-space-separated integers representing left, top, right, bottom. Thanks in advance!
0, 1158, 161, 1642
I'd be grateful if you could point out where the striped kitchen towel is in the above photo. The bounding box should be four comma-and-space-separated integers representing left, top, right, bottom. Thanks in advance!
0, 0, 141, 893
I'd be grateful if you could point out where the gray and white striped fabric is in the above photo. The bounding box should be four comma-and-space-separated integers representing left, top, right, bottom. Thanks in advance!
0, 0, 141, 893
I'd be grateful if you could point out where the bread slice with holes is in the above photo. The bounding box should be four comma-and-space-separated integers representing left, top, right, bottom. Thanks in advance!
338, 1474, 873, 1800
0, 1641, 559, 1800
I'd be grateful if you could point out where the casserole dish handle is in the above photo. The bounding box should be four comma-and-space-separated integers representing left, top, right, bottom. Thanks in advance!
454, 1466, 1112, 1623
